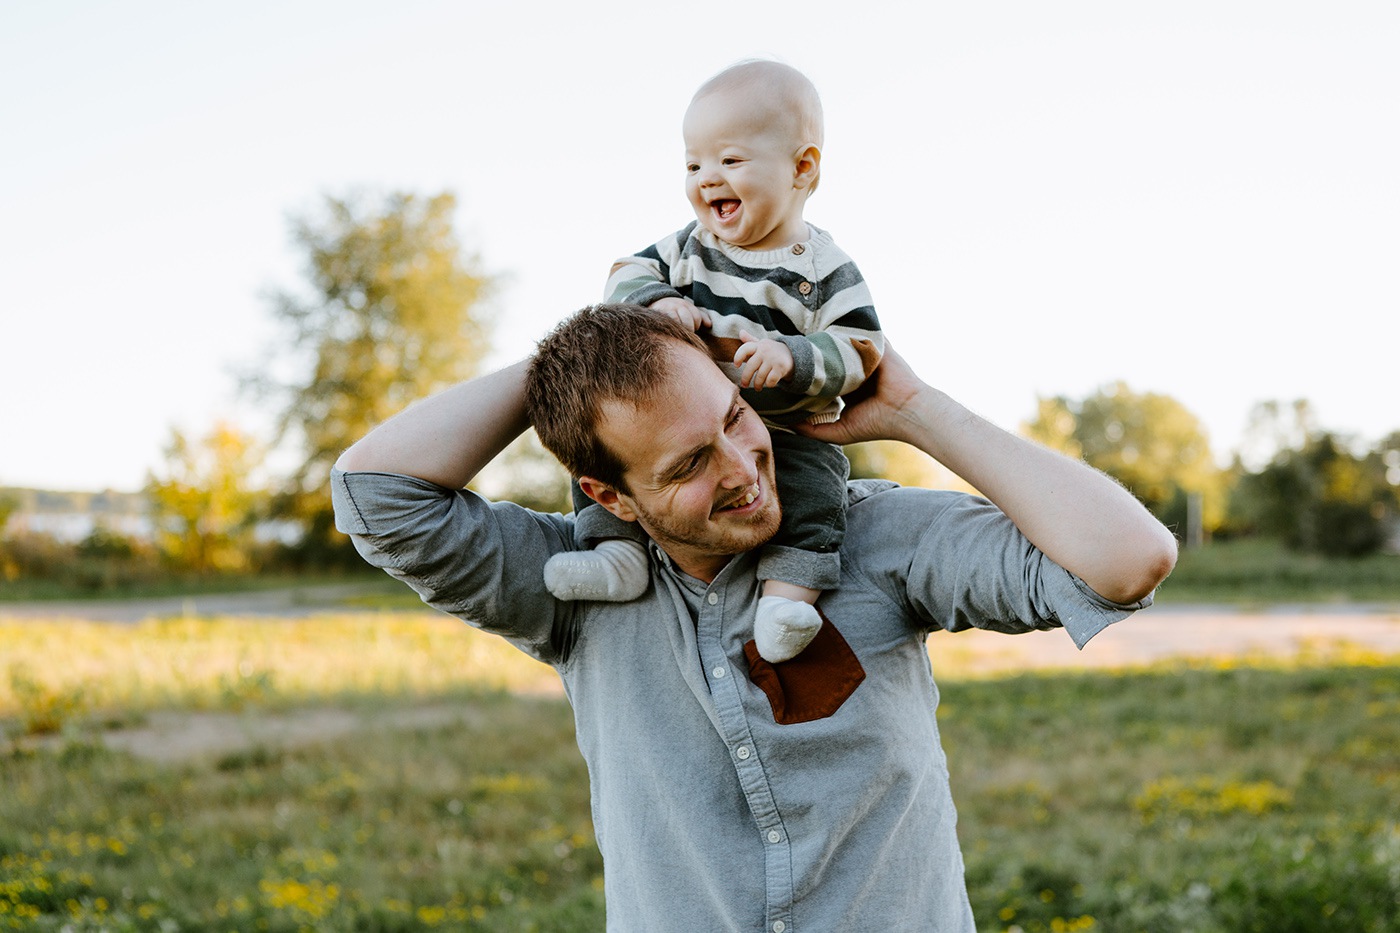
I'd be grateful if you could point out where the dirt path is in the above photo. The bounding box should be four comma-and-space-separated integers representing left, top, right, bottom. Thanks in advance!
9, 592, 1400, 764
931, 602, 1400, 674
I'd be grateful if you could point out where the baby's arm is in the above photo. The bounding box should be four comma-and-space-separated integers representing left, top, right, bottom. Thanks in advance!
734, 330, 793, 388
605, 226, 711, 331
778, 263, 884, 400
652, 296, 711, 332
720, 301, 883, 399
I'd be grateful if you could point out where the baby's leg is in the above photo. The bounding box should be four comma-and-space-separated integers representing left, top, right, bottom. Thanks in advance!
544, 486, 649, 602
756, 580, 823, 662
753, 433, 850, 662
545, 539, 649, 602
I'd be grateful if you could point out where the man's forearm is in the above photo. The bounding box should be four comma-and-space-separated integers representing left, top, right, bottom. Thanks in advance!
897, 386, 1178, 604
334, 359, 532, 490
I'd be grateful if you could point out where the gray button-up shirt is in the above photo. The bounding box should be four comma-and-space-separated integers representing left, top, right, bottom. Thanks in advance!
332, 471, 1150, 932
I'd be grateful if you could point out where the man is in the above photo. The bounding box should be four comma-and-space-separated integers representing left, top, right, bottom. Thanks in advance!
332, 303, 1176, 932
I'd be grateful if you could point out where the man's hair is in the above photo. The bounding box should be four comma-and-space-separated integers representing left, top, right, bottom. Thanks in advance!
527, 304, 708, 492
692, 59, 824, 191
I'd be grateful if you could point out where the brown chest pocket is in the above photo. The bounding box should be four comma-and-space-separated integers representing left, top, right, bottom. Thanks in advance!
743, 610, 865, 725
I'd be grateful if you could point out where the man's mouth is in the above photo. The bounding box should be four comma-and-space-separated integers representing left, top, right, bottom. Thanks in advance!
711, 199, 740, 220
716, 485, 759, 513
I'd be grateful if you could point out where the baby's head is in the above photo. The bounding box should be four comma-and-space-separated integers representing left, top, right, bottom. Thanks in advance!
682, 60, 824, 251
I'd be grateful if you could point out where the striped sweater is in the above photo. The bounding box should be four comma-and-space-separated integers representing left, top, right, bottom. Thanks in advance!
605, 221, 883, 426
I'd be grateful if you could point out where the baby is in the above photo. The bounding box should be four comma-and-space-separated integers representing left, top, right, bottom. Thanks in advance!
547, 60, 883, 663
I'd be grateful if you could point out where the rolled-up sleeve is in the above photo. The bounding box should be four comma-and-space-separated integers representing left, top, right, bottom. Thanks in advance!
331, 469, 579, 664
850, 485, 1151, 649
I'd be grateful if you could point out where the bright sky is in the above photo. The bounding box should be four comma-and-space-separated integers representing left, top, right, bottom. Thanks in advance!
3, 1, 1396, 492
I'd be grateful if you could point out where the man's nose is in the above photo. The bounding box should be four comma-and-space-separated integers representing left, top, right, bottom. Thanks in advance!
716, 438, 759, 489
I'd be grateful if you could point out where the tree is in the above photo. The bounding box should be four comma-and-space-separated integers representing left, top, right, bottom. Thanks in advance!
845, 441, 976, 493
146, 422, 264, 573
1022, 382, 1226, 537
1234, 419, 1398, 557
257, 191, 493, 552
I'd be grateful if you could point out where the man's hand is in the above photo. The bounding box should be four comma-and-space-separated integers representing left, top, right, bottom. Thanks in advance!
795, 343, 922, 446
734, 330, 794, 389
651, 297, 710, 332
802, 339, 1177, 603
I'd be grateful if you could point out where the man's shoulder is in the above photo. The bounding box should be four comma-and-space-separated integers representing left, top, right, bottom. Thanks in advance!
844, 480, 982, 541
846, 478, 965, 508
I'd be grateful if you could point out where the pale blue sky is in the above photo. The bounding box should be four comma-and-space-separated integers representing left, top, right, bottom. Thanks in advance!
3, 1, 1396, 491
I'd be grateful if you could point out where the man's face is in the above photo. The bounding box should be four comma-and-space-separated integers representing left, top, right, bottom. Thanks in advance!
584, 344, 781, 582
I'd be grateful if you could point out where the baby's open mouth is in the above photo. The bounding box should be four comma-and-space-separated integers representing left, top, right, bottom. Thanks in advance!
712, 199, 740, 220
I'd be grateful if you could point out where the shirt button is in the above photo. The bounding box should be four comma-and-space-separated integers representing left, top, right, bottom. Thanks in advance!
767, 829, 781, 844
737, 746, 751, 760
791, 243, 805, 255
707, 592, 718, 605
713, 666, 726, 679
797, 281, 813, 296
773, 922, 787, 933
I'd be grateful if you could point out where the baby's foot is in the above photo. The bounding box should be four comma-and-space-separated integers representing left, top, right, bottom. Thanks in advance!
544, 539, 649, 602
754, 595, 822, 663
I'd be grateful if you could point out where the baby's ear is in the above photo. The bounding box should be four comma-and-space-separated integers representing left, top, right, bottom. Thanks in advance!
793, 144, 821, 191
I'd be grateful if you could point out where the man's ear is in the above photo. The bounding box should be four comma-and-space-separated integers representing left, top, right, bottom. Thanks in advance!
793, 144, 821, 191
577, 476, 638, 522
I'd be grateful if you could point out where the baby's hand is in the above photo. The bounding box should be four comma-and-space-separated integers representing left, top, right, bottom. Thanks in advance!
650, 297, 710, 332
734, 330, 793, 389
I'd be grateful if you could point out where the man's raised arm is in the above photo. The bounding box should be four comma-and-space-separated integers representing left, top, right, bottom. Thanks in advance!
335, 359, 532, 490
800, 345, 1178, 604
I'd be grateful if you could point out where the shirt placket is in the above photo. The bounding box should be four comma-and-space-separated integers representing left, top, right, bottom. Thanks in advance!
696, 580, 795, 932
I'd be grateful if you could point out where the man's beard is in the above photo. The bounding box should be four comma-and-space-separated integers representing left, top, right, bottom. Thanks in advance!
632, 458, 782, 568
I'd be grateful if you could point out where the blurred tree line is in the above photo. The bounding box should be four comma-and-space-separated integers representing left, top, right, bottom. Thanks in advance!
1022, 387, 1400, 558
3, 189, 1398, 593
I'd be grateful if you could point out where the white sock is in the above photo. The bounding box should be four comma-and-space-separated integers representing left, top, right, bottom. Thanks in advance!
544, 539, 649, 602
754, 595, 822, 663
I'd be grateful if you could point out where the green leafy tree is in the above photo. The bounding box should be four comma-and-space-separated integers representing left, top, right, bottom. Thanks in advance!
146, 422, 264, 573
258, 191, 493, 554
1022, 382, 1226, 537
845, 441, 975, 493
1234, 415, 1398, 557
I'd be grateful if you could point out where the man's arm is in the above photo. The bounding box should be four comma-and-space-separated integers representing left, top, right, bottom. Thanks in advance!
332, 358, 578, 663
335, 359, 531, 489
799, 345, 1177, 604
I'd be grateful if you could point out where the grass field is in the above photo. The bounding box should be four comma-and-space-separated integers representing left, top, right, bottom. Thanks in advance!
1158, 539, 1400, 605
2, 612, 1398, 931
5, 538, 1400, 606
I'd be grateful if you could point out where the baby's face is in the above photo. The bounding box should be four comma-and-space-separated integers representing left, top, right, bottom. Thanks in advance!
682, 91, 813, 252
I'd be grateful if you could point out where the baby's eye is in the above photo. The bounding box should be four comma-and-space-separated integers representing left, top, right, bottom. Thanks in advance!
686, 163, 700, 173
721, 157, 740, 166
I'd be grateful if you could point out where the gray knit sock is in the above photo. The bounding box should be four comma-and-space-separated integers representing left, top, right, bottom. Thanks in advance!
544, 539, 650, 602
754, 595, 822, 663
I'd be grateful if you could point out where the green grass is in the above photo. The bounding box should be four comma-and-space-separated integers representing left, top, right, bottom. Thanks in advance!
1, 692, 602, 931
7, 538, 1399, 606
2, 608, 1397, 931
946, 664, 1400, 931
1161, 538, 1400, 605
0, 569, 395, 603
